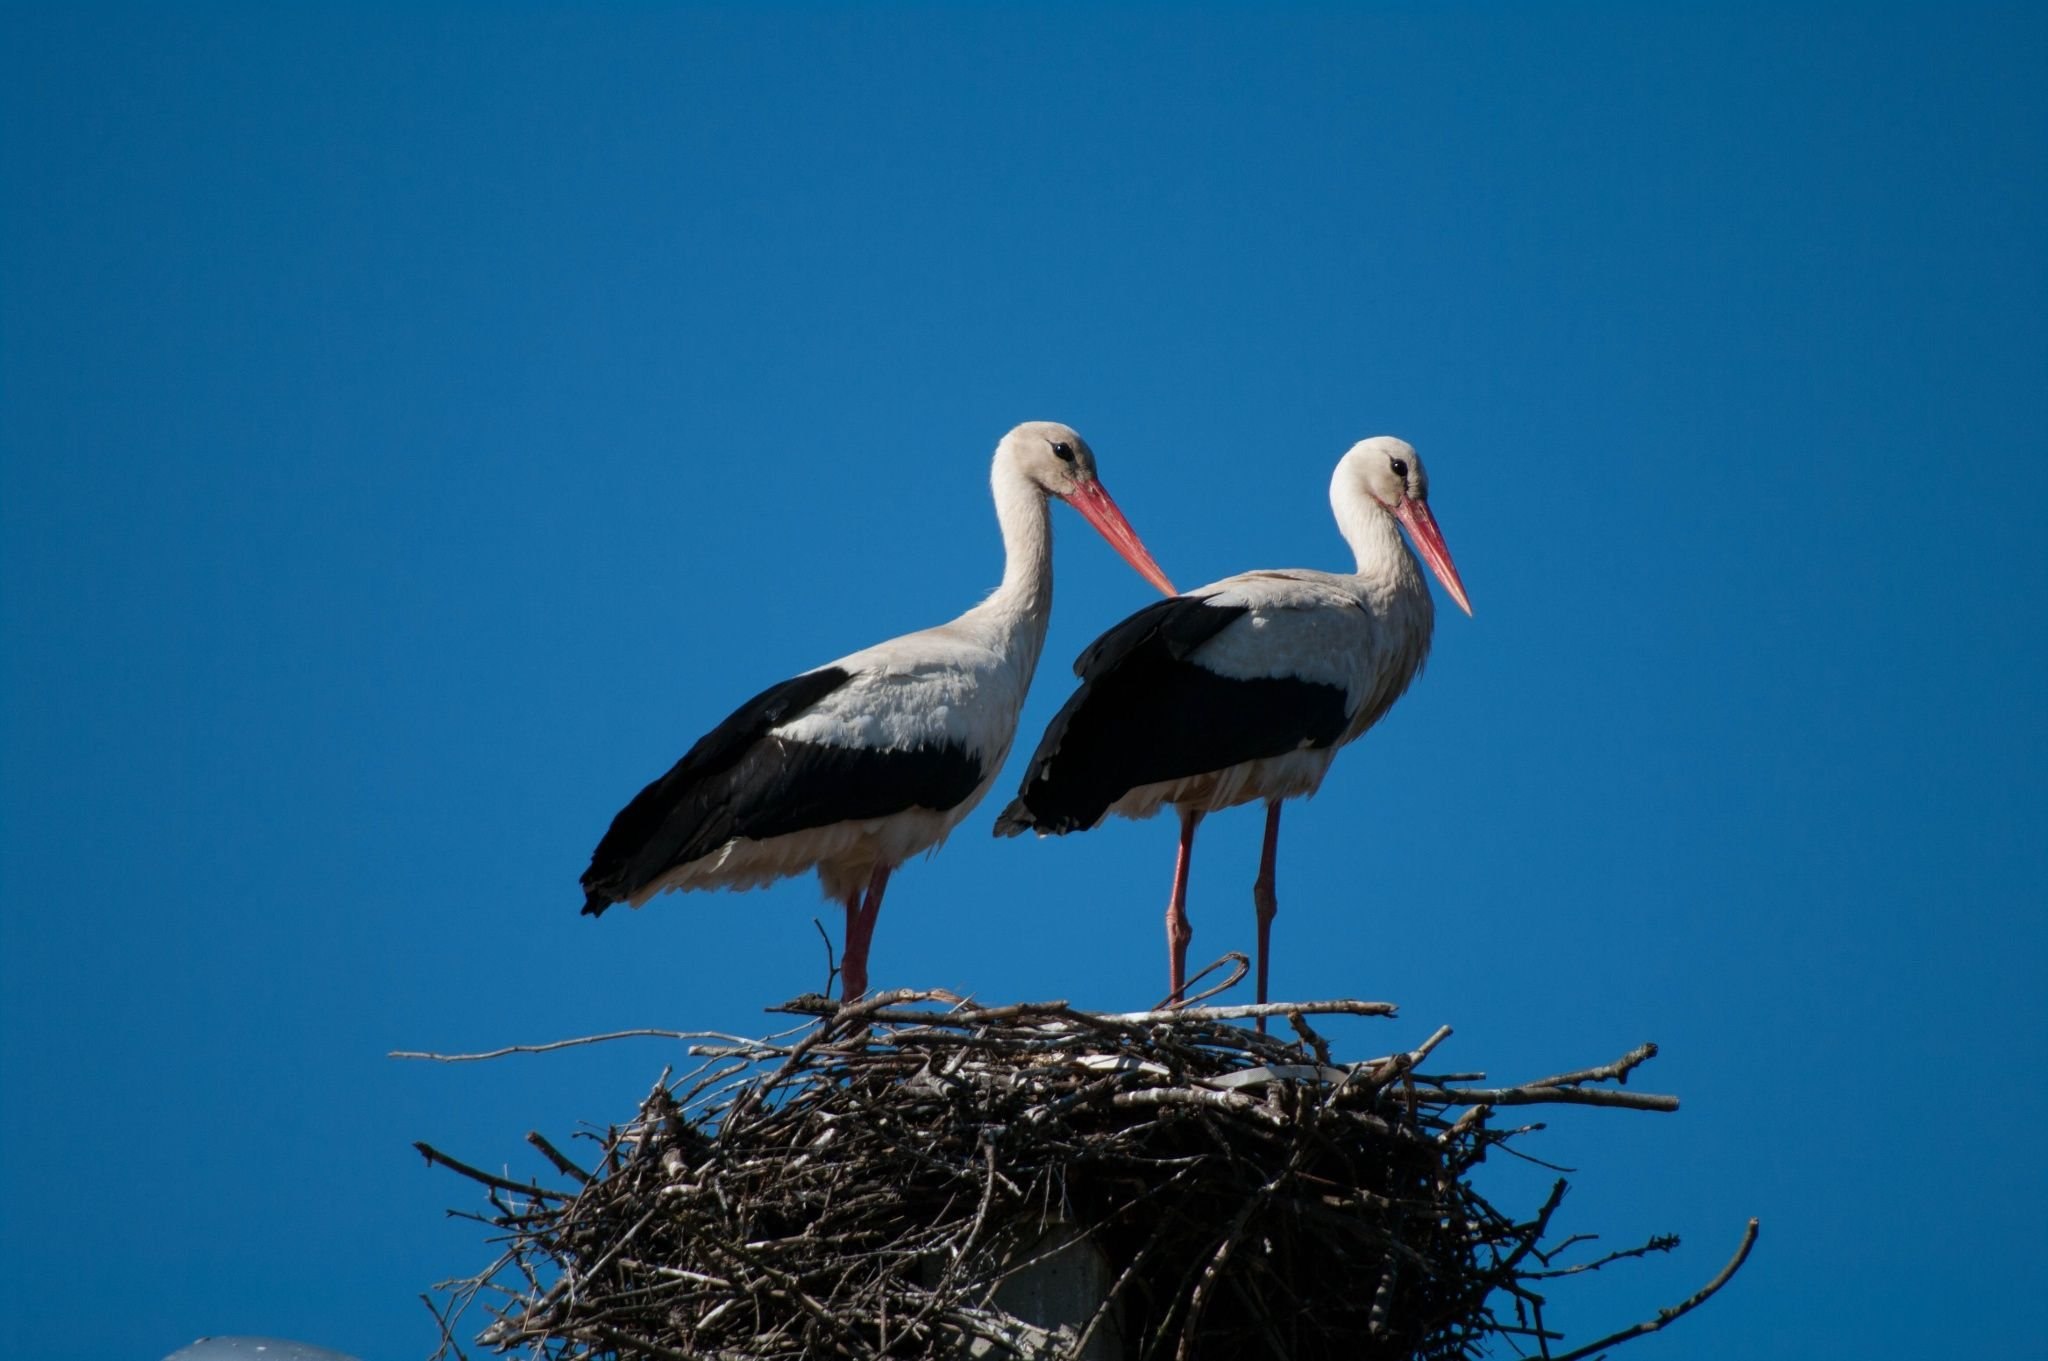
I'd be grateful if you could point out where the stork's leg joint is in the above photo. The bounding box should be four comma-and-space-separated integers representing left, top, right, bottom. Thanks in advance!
1252, 867, 1278, 921
840, 865, 893, 1003
1166, 807, 1203, 1004
1252, 801, 1283, 1029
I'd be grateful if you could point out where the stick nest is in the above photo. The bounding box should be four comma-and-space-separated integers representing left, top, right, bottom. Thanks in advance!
421, 979, 1747, 1360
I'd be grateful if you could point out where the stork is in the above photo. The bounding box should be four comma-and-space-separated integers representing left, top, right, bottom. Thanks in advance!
580, 421, 1177, 1001
994, 436, 1471, 1016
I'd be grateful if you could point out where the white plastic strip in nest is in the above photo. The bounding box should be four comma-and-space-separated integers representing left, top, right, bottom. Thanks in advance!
1204, 1064, 1354, 1090
1071, 1054, 1172, 1078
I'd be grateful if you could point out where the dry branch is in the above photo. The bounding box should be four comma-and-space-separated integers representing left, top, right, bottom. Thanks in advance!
1547, 1218, 1760, 1361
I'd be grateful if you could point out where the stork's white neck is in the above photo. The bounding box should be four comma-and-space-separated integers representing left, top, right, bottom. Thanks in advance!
955, 452, 1055, 683
992, 456, 1054, 605
1332, 475, 1433, 626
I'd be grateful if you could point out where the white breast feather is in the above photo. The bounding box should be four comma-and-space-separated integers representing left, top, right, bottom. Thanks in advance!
775, 628, 1022, 762
1182, 572, 1381, 702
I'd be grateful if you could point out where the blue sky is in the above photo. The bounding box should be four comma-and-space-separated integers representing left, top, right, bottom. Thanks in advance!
3, 4, 2043, 1357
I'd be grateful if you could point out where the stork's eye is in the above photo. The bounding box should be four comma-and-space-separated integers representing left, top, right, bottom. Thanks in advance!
1052, 441, 1076, 463
1389, 458, 1409, 478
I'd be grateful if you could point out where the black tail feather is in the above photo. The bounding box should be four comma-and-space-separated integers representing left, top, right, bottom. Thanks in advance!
992, 798, 1037, 837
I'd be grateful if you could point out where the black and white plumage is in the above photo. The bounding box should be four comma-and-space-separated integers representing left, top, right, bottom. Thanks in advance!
580, 421, 1176, 1001
995, 436, 1471, 1014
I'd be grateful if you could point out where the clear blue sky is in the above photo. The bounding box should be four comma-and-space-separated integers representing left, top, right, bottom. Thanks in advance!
3, 5, 2042, 1358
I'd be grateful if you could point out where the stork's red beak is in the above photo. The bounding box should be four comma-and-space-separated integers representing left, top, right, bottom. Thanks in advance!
1065, 479, 1178, 597
1395, 500, 1473, 617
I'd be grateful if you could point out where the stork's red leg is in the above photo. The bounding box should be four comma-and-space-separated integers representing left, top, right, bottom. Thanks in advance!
841, 888, 867, 1001
1252, 800, 1283, 1032
1166, 807, 1202, 1004
842, 865, 892, 1002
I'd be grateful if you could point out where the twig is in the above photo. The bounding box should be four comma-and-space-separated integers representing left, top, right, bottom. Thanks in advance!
1096, 999, 1398, 1025
1527, 1232, 1681, 1279
1439, 1103, 1490, 1147
1288, 1009, 1333, 1066
592, 1324, 700, 1361
1173, 951, 1252, 1008
413, 1142, 564, 1201
525, 1130, 591, 1184
1408, 1083, 1680, 1112
1364, 1023, 1455, 1090
1497, 1179, 1569, 1278
1548, 1218, 1761, 1361
391, 1029, 707, 1061
813, 916, 839, 996
1527, 1042, 1660, 1090
1111, 1085, 1284, 1125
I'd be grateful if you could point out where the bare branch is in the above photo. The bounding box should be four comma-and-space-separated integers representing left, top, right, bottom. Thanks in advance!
1527, 1042, 1661, 1090
412, 1142, 563, 1201
1170, 950, 1252, 1008
1527, 1231, 1682, 1279
1097, 999, 1398, 1025
1549, 1217, 1761, 1361
390, 1029, 715, 1061
524, 1130, 591, 1184
1409, 1083, 1680, 1113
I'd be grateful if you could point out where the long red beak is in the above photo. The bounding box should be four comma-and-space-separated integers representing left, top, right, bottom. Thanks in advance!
1064, 479, 1178, 597
1395, 500, 1473, 616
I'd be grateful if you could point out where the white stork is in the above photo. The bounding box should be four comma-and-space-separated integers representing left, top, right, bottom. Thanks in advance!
580, 421, 1177, 1001
994, 436, 1471, 1015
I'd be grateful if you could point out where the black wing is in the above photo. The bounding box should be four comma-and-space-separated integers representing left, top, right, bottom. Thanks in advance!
581, 667, 987, 912
580, 666, 985, 915
582, 668, 851, 913
994, 594, 1350, 836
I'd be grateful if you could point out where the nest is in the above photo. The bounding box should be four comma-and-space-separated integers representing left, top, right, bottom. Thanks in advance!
419, 973, 1752, 1360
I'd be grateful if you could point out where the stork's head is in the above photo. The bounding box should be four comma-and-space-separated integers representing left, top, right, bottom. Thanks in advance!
1337, 436, 1473, 617
998, 420, 1105, 499
998, 421, 1177, 597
